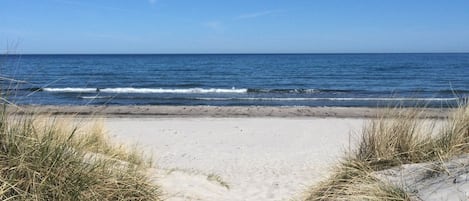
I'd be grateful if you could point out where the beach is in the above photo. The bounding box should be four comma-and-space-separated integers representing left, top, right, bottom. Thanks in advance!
6, 105, 446, 200
6, 105, 462, 200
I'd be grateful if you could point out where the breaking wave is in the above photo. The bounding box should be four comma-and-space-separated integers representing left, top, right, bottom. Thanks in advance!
43, 87, 248, 94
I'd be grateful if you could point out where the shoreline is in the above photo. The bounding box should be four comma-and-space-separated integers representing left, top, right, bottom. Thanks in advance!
6, 105, 452, 118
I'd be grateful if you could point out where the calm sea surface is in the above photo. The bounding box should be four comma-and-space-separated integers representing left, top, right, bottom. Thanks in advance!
1, 54, 468, 107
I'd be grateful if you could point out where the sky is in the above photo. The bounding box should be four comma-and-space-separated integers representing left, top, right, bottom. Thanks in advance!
1, 0, 469, 54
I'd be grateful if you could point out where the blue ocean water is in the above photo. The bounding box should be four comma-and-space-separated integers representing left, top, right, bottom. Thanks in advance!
1, 54, 468, 107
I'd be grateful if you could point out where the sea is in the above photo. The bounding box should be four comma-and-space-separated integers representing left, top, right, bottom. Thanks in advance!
1, 53, 468, 107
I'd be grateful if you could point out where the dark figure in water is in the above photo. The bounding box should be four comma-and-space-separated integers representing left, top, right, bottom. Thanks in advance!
96, 88, 100, 92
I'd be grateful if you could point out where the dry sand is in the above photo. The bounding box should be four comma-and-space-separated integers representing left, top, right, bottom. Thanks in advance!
375, 154, 469, 201
105, 117, 364, 201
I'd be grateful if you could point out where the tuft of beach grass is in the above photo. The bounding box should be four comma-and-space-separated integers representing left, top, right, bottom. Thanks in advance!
0, 105, 160, 200
306, 102, 469, 201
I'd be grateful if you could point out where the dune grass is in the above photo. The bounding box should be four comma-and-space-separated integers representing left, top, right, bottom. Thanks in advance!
0, 105, 160, 200
306, 103, 469, 201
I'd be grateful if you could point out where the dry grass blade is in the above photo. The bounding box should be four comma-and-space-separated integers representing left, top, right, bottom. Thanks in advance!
307, 160, 410, 201
306, 103, 469, 201
0, 106, 161, 200
356, 108, 435, 170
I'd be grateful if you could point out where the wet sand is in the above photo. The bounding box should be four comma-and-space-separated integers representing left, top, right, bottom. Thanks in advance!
8, 105, 451, 118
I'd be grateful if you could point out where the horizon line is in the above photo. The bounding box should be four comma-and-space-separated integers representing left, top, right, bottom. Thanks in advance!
3, 52, 469, 55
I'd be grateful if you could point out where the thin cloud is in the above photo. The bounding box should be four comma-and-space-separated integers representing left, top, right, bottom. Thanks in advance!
85, 33, 140, 42
235, 10, 281, 20
52, 0, 131, 12
148, 0, 157, 5
203, 21, 223, 31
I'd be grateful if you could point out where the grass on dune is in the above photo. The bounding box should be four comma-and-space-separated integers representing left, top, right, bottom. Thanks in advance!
306, 102, 469, 201
307, 160, 410, 201
0, 106, 160, 200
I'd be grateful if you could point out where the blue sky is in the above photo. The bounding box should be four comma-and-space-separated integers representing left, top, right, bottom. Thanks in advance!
1, 0, 469, 53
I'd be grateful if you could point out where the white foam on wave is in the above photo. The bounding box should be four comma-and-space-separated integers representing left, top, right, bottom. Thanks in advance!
43, 88, 97, 93
80, 96, 112, 99
101, 87, 248, 93
43, 87, 248, 94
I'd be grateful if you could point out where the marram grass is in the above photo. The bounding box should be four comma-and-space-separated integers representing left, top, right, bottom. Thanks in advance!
307, 160, 410, 201
306, 103, 469, 201
0, 107, 160, 200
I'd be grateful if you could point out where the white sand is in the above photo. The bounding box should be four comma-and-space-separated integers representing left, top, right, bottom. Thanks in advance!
105, 117, 364, 201
375, 154, 469, 201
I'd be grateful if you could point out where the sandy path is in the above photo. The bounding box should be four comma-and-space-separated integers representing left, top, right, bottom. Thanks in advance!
105, 117, 364, 201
